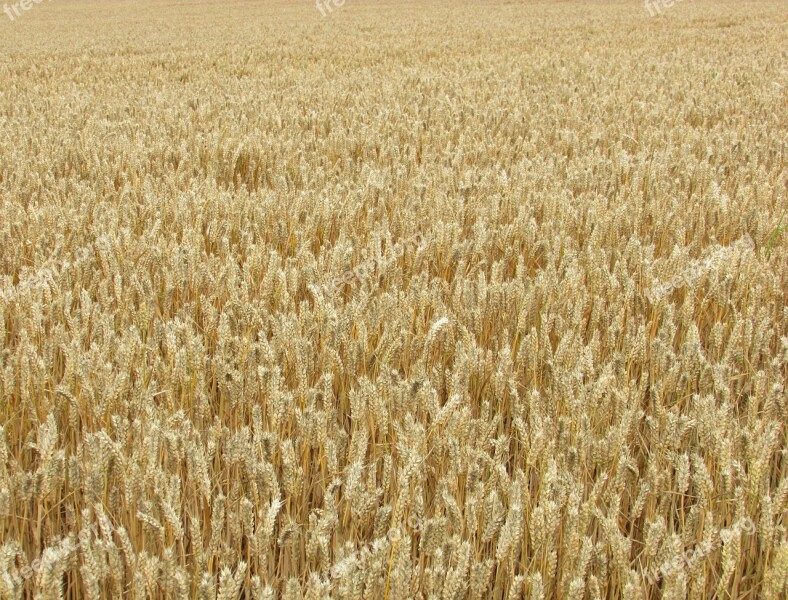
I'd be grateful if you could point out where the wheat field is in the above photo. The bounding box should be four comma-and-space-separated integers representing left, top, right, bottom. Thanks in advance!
0, 1, 786, 598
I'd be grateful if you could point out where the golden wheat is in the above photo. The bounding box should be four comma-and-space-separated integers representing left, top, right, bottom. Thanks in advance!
0, 0, 786, 598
